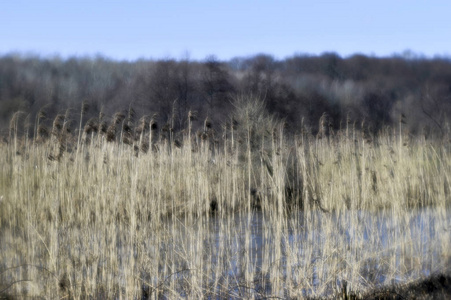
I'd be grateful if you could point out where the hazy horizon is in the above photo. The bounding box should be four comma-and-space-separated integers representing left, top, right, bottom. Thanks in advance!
1, 49, 447, 63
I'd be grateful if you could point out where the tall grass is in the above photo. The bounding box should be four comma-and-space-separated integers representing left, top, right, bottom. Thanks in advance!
0, 97, 450, 298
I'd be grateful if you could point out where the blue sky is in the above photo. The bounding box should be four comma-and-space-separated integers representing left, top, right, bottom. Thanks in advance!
1, 0, 450, 61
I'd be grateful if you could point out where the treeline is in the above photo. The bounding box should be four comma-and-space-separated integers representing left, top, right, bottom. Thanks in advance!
1, 52, 451, 138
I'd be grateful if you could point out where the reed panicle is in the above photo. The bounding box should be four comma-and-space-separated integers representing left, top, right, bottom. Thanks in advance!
81, 100, 89, 115
99, 120, 108, 135
52, 114, 65, 135
106, 123, 116, 142
136, 115, 150, 134
127, 106, 135, 124
113, 111, 125, 125
9, 111, 23, 139
37, 124, 49, 142
150, 116, 158, 131
188, 110, 197, 122
98, 109, 105, 123
37, 110, 46, 122
83, 117, 98, 135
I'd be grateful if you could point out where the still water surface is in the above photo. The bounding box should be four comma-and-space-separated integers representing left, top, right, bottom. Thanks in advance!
143, 207, 450, 297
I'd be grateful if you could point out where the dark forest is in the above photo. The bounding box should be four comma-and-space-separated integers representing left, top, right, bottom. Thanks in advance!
1, 52, 451, 138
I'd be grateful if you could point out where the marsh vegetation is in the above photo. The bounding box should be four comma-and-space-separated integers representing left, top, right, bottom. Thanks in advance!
1, 97, 450, 299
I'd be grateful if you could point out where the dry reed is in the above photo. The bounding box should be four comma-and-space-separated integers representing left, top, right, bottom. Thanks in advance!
0, 98, 450, 299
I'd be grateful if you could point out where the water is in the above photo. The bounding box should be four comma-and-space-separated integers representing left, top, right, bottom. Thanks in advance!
146, 206, 450, 297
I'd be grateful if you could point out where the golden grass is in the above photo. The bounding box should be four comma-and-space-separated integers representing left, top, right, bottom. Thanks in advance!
0, 101, 450, 298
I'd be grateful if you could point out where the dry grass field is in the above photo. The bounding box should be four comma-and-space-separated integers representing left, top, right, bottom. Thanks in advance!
1, 98, 450, 299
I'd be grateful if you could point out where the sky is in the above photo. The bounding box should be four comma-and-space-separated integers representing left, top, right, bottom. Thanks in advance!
1, 0, 451, 61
